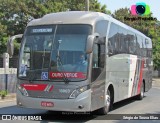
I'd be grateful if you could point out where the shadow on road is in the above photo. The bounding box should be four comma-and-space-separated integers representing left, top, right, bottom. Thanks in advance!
112, 96, 145, 111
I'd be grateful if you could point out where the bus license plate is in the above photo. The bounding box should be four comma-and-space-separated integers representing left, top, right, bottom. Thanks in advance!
41, 101, 54, 107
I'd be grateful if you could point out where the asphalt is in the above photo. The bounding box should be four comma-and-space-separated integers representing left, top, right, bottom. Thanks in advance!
0, 78, 160, 103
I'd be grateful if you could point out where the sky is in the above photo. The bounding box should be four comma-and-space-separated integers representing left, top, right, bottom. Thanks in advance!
99, 0, 160, 21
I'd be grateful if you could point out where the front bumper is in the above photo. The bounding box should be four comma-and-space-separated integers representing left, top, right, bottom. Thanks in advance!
17, 89, 91, 112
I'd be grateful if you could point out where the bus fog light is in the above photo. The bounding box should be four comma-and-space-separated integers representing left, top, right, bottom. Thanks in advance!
78, 105, 84, 109
18, 102, 22, 106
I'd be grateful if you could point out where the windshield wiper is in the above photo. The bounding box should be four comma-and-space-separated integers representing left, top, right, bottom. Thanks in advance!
57, 40, 69, 84
48, 25, 69, 84
57, 53, 70, 84
42, 49, 46, 70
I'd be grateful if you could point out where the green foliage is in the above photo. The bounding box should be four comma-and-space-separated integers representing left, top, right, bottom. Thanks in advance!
0, 0, 110, 56
0, 90, 8, 97
0, 23, 7, 54
113, 8, 160, 70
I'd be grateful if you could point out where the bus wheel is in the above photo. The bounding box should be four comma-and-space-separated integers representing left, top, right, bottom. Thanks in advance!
137, 82, 144, 100
98, 89, 111, 115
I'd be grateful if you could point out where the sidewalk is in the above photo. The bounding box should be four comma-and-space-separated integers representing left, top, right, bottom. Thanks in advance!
152, 78, 160, 87
0, 93, 16, 103
0, 78, 160, 103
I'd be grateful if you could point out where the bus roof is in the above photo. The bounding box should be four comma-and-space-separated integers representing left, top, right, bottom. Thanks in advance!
28, 11, 110, 26
28, 11, 151, 40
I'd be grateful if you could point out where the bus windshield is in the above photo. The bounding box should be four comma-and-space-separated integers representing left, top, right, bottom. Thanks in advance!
18, 24, 91, 81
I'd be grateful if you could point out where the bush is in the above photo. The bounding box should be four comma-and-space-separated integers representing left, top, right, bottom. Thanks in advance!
0, 90, 8, 97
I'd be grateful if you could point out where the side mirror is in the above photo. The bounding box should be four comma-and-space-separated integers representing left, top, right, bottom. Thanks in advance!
86, 34, 99, 54
7, 34, 23, 57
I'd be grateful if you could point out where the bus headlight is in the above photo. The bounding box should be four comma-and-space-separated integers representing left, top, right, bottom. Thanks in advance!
17, 85, 29, 97
69, 85, 89, 99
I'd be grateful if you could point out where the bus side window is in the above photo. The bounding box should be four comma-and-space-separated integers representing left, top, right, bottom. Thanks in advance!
128, 33, 137, 54
118, 27, 128, 54
108, 23, 119, 56
108, 41, 113, 56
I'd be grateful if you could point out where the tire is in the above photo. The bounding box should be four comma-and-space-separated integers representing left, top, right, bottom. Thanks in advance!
97, 89, 112, 115
137, 82, 144, 100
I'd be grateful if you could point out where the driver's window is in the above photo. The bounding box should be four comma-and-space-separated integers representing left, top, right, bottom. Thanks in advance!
92, 44, 99, 68
91, 43, 101, 82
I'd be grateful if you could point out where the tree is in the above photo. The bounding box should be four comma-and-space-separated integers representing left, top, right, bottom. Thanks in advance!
0, 23, 7, 54
0, 0, 110, 55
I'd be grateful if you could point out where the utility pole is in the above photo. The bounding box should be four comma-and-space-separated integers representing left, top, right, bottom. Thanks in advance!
85, 0, 89, 11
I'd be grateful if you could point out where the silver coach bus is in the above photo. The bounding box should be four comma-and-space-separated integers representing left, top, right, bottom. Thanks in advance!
7, 11, 152, 114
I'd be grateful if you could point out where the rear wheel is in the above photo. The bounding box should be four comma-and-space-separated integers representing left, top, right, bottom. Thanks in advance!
137, 82, 144, 100
97, 89, 112, 115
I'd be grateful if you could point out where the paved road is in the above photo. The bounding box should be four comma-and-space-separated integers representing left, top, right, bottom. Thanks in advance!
0, 87, 160, 123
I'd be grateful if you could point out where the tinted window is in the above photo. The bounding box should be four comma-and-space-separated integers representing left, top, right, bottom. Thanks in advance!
108, 23, 130, 55
136, 35, 143, 56
99, 44, 105, 68
118, 27, 128, 54
92, 44, 99, 68
108, 23, 119, 56
91, 42, 105, 82
128, 32, 137, 54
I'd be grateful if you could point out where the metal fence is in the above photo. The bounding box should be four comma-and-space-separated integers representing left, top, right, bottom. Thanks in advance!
153, 70, 160, 78
0, 74, 17, 93
0, 56, 18, 68
9, 57, 18, 68
0, 68, 17, 93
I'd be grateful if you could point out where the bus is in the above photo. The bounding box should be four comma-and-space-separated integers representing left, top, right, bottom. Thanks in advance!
7, 11, 152, 115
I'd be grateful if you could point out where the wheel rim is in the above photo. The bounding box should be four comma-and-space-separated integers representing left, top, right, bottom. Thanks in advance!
141, 84, 144, 97
105, 91, 110, 111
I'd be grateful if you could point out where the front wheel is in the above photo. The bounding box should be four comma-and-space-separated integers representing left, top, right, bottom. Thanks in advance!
97, 89, 112, 115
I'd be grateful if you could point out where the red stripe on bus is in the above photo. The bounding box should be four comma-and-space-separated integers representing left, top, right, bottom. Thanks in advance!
49, 85, 54, 92
131, 68, 136, 96
137, 59, 144, 94
21, 84, 47, 91
131, 59, 139, 96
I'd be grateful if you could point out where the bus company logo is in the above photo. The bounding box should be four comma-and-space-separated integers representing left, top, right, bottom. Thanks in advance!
131, 2, 150, 16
